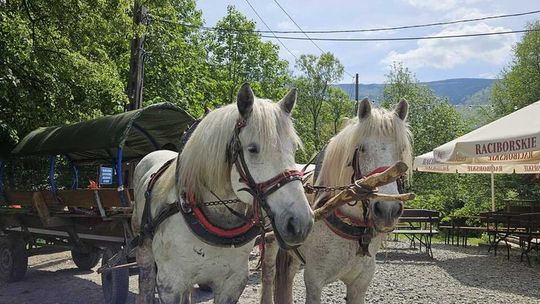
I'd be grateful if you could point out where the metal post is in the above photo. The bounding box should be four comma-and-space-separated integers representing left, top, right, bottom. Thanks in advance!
491, 173, 495, 211
116, 148, 127, 206
354, 73, 359, 114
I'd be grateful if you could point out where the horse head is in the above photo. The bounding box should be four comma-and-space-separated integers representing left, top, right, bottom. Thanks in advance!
317, 97, 412, 233
179, 83, 313, 249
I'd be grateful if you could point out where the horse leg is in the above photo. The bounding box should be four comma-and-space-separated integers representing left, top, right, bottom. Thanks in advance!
155, 268, 192, 304
274, 249, 301, 304
303, 271, 324, 304
136, 238, 157, 304
212, 269, 248, 304
344, 263, 375, 304
260, 238, 279, 304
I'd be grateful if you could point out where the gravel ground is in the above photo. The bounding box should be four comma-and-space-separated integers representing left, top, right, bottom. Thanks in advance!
1, 240, 539, 303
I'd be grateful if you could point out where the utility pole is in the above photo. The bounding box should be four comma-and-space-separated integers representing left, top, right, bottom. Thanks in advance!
354, 73, 359, 114
126, 3, 148, 111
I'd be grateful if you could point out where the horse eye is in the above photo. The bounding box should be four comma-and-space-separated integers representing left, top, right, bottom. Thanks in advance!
359, 145, 366, 153
247, 144, 259, 154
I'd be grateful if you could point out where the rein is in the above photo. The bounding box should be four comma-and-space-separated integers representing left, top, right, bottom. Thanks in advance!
310, 145, 403, 256
227, 118, 305, 250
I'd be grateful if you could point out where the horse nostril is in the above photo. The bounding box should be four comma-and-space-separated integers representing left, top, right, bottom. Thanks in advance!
394, 203, 404, 217
373, 201, 383, 218
286, 216, 299, 236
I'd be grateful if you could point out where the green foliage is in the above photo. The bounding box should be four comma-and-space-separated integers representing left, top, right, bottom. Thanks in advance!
0, 0, 132, 156
380, 63, 495, 217
381, 63, 468, 156
293, 52, 345, 159
142, 0, 208, 116
491, 21, 540, 116
204, 5, 290, 106
489, 21, 540, 203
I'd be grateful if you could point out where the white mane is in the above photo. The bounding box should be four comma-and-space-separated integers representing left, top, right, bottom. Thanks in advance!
177, 98, 302, 200
316, 106, 412, 187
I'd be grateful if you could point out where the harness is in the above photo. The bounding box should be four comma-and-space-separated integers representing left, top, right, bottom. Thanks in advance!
137, 117, 304, 249
315, 146, 404, 256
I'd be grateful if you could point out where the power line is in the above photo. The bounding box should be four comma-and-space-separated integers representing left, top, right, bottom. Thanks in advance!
151, 9, 540, 35
250, 9, 540, 34
259, 28, 539, 42
272, 0, 324, 53
271, 0, 355, 78
243, 0, 298, 61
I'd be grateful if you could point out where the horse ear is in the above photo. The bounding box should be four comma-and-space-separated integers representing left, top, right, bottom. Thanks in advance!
394, 99, 409, 121
357, 97, 371, 119
279, 88, 297, 114
237, 83, 254, 119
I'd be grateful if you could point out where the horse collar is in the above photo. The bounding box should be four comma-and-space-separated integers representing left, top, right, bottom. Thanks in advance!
323, 209, 374, 256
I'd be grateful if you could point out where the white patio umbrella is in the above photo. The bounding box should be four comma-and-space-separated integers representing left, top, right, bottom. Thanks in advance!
414, 100, 540, 211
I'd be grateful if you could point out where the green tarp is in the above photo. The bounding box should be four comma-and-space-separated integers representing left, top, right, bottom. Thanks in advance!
11, 103, 194, 163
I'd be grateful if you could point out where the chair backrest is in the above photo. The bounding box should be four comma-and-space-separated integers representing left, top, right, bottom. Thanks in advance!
399, 209, 440, 223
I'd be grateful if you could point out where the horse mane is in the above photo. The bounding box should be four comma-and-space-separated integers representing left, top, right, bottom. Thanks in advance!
316, 106, 412, 187
177, 98, 302, 200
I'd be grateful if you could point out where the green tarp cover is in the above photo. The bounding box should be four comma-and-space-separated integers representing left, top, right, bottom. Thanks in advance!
11, 103, 194, 163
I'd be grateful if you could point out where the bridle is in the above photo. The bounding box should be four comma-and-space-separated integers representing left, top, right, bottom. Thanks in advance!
227, 118, 305, 250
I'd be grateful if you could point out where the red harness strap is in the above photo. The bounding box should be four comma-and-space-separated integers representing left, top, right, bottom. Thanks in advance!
186, 190, 256, 238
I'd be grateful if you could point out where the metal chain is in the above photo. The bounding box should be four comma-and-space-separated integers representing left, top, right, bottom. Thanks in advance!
196, 198, 243, 207
195, 183, 368, 206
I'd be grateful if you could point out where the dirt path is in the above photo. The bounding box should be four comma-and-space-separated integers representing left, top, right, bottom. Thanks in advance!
1, 242, 540, 303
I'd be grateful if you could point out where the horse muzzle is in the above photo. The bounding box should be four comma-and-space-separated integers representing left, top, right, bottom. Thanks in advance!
271, 207, 314, 249
371, 200, 403, 232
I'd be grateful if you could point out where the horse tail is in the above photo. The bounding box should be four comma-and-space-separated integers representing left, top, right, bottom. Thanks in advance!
274, 248, 294, 304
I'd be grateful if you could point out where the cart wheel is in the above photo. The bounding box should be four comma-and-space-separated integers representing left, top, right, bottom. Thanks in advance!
71, 247, 101, 270
101, 247, 129, 304
0, 234, 28, 283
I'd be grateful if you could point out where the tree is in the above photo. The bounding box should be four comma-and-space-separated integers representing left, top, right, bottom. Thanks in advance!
382, 63, 468, 155
293, 52, 344, 150
491, 21, 540, 116
204, 6, 290, 106
326, 87, 353, 134
142, 0, 208, 116
380, 63, 487, 217
0, 0, 207, 156
0, 0, 132, 156
490, 21, 540, 203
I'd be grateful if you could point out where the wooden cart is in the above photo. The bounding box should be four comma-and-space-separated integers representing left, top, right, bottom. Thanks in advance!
0, 103, 194, 304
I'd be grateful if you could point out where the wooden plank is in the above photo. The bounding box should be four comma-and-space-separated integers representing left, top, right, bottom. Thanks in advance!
32, 192, 70, 227
57, 189, 132, 209
32, 191, 50, 224
393, 229, 439, 234
4, 191, 35, 205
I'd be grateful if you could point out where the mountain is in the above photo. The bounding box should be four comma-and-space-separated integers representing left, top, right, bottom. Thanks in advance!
337, 78, 496, 105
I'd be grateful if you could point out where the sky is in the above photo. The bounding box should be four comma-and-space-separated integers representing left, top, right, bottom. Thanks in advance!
195, 0, 539, 83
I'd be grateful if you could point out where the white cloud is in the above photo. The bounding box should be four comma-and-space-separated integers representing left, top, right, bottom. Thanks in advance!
478, 72, 496, 78
402, 0, 490, 11
276, 20, 295, 31
381, 23, 517, 70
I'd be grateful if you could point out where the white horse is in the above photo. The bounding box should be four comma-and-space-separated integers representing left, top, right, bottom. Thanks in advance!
131, 83, 314, 303
261, 98, 412, 304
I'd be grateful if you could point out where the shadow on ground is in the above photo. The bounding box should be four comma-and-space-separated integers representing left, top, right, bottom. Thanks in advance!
0, 267, 138, 304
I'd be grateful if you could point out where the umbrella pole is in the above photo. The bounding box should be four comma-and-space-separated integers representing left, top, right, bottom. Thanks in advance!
491, 173, 495, 211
